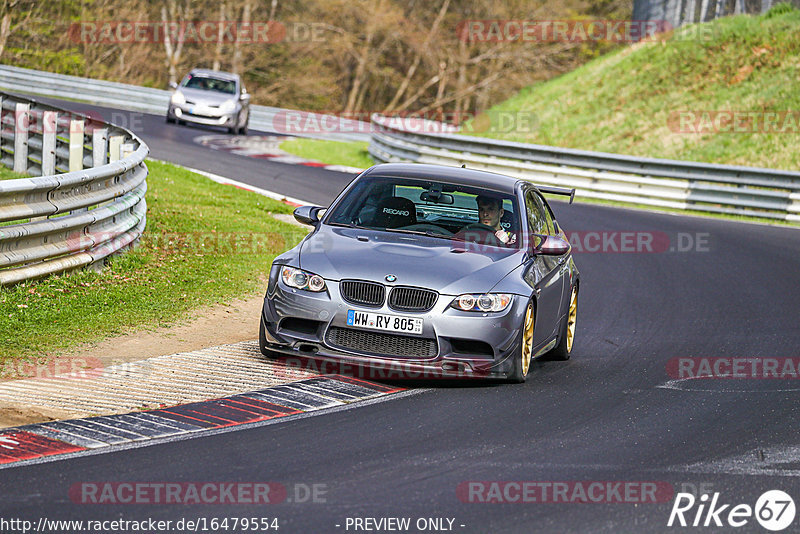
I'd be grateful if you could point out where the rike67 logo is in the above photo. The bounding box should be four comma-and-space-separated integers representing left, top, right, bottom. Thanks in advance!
668, 490, 796, 531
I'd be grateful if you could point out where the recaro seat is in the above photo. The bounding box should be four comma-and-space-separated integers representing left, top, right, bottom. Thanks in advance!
373, 197, 417, 228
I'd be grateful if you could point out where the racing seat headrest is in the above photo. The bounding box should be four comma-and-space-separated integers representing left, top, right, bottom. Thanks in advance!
499, 208, 517, 233
374, 197, 417, 228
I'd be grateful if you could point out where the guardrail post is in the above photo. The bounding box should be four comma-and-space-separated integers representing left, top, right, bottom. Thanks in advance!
69, 119, 84, 172
108, 135, 123, 162
41, 111, 57, 176
13, 102, 29, 174
93, 128, 108, 167
121, 142, 135, 159
69, 119, 87, 214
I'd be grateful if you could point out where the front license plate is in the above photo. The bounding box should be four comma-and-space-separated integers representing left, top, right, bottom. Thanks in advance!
346, 310, 423, 335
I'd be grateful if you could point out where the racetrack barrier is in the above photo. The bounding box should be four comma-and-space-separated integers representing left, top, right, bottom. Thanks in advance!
368, 114, 800, 222
0, 92, 148, 285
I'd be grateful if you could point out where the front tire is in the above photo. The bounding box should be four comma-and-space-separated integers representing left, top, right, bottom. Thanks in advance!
548, 285, 578, 361
508, 301, 535, 383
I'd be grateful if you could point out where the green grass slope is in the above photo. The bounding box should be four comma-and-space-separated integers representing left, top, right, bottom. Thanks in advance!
468, 5, 800, 171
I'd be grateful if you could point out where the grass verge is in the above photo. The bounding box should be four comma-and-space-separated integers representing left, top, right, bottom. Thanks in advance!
0, 159, 308, 364
279, 138, 373, 169
463, 7, 800, 171
0, 166, 29, 181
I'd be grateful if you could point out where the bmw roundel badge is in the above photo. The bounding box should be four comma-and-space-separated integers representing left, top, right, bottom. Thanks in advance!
385, 274, 397, 282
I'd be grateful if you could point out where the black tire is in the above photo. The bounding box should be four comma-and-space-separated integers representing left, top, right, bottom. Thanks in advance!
166, 115, 175, 124
548, 285, 578, 361
229, 113, 242, 134
239, 120, 248, 135
508, 300, 535, 383
259, 319, 280, 360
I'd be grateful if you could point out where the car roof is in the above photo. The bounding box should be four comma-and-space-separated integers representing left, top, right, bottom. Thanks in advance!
187, 69, 239, 81
360, 163, 520, 194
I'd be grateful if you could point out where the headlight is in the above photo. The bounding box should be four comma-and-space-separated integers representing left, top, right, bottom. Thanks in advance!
171, 91, 185, 105
219, 99, 236, 113
451, 293, 513, 312
280, 266, 326, 292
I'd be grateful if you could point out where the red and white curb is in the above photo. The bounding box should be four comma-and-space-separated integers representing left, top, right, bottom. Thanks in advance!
195, 134, 365, 174
0, 375, 403, 467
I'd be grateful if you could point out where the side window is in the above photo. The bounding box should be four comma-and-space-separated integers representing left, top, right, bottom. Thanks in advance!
536, 193, 557, 235
524, 191, 547, 246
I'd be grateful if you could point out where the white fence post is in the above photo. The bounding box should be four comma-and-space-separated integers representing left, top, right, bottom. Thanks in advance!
93, 128, 108, 167
69, 119, 86, 214
41, 111, 57, 176
69, 119, 84, 172
121, 142, 135, 159
109, 135, 123, 162
13, 102, 29, 174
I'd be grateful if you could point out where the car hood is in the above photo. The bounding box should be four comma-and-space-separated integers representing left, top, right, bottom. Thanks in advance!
298, 226, 525, 295
178, 87, 236, 106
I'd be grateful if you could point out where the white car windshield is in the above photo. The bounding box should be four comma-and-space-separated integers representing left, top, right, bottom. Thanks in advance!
181, 75, 237, 95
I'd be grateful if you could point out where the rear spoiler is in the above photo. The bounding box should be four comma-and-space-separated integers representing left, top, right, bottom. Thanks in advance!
537, 185, 576, 204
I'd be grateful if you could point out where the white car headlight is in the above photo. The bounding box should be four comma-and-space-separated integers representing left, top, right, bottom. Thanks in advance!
281, 266, 326, 292
219, 99, 236, 113
171, 91, 185, 105
451, 293, 513, 312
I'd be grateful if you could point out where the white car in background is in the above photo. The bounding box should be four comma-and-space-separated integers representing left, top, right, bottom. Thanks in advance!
166, 68, 250, 134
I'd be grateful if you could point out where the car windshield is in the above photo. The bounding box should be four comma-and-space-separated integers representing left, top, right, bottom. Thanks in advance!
325, 176, 522, 248
181, 75, 237, 95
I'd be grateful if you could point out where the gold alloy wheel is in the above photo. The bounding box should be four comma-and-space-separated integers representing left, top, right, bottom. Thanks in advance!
521, 303, 534, 376
566, 288, 577, 353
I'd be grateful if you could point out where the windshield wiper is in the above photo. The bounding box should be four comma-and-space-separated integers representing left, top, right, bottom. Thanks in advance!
383, 228, 451, 240
327, 222, 368, 230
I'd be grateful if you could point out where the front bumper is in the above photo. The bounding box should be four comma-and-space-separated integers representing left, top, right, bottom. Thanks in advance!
168, 104, 237, 126
261, 278, 528, 380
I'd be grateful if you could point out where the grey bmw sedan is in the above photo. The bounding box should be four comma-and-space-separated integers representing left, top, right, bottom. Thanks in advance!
259, 163, 579, 382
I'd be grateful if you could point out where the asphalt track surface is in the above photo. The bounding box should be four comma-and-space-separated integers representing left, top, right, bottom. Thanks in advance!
2, 99, 800, 533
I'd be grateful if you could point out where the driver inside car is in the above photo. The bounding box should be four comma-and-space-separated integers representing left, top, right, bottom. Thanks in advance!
476, 194, 516, 246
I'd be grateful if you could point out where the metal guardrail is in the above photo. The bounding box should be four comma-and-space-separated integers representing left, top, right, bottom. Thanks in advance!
0, 92, 148, 285
0, 65, 370, 143
368, 114, 800, 222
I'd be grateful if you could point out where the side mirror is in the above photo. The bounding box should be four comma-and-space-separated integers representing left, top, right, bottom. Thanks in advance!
169, 81, 178, 90
534, 235, 571, 256
294, 205, 324, 226
240, 92, 250, 101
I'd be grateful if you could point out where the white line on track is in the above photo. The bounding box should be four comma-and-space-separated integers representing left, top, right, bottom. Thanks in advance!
155, 160, 314, 206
